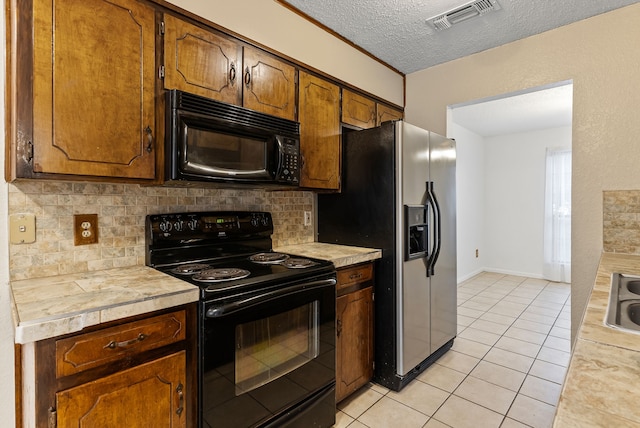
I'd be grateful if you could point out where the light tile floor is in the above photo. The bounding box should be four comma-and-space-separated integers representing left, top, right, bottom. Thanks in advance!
334, 272, 571, 428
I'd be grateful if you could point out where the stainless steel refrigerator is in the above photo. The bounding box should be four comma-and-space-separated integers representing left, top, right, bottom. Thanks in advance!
317, 120, 457, 391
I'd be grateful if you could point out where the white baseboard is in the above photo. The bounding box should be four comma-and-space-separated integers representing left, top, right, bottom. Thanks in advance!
457, 267, 544, 284
457, 268, 485, 284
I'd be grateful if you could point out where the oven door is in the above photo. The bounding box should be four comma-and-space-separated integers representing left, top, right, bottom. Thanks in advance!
200, 275, 336, 428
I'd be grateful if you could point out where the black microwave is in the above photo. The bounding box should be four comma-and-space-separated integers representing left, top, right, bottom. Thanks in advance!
166, 90, 301, 186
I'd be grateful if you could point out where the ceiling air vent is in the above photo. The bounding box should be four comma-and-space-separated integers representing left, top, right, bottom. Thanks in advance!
426, 0, 501, 31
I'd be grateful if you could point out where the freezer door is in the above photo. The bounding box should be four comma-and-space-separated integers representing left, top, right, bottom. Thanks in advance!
429, 132, 457, 353
397, 123, 432, 376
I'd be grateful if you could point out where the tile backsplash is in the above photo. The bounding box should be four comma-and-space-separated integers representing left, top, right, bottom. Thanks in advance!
8, 181, 314, 281
603, 190, 640, 254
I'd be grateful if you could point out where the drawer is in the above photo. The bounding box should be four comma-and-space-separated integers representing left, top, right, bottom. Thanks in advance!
56, 310, 186, 377
337, 263, 373, 293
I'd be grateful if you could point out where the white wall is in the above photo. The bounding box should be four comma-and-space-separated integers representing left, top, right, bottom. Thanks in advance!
452, 123, 572, 283
405, 4, 640, 342
484, 127, 572, 278
451, 123, 485, 282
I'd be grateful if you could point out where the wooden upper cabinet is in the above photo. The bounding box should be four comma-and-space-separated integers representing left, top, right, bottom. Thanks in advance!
377, 104, 403, 125
162, 16, 295, 121
242, 47, 296, 121
163, 14, 242, 105
342, 89, 376, 129
31, 0, 156, 179
298, 71, 341, 190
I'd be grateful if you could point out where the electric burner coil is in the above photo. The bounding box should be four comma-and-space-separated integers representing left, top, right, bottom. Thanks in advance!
170, 263, 212, 275
282, 258, 318, 269
192, 268, 251, 282
249, 252, 290, 264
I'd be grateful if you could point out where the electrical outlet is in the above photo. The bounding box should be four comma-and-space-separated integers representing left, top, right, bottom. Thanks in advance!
304, 211, 312, 226
74, 214, 99, 245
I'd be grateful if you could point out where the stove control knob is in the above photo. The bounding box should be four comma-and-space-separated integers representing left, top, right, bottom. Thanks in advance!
187, 219, 199, 230
159, 220, 173, 233
261, 217, 269, 226
174, 220, 184, 232
251, 217, 259, 227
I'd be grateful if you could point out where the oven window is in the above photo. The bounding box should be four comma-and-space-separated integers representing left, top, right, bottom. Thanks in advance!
235, 301, 320, 395
188, 127, 266, 171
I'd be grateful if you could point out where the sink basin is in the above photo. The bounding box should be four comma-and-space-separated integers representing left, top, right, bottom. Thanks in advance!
605, 273, 640, 333
626, 280, 640, 295
626, 302, 640, 325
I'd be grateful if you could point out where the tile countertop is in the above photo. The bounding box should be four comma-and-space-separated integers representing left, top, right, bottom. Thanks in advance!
554, 252, 640, 427
274, 242, 382, 268
10, 243, 380, 345
10, 266, 200, 344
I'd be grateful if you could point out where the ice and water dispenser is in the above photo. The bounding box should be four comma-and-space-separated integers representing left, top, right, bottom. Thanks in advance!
404, 204, 428, 261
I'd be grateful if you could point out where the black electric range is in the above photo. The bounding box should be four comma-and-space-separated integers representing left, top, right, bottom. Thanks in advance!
146, 211, 338, 428
146, 211, 335, 298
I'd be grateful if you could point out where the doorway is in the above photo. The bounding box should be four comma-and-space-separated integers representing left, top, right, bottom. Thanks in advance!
447, 82, 573, 283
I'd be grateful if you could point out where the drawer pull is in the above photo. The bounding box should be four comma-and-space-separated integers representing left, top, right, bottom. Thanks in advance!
176, 383, 184, 416
349, 273, 363, 280
104, 333, 147, 349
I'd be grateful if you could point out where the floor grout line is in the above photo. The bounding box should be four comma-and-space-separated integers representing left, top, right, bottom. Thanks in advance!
337, 272, 570, 428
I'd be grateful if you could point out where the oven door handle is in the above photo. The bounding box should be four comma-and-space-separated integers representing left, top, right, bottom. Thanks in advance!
205, 278, 337, 318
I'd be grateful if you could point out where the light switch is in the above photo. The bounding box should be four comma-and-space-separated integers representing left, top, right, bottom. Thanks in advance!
9, 213, 36, 244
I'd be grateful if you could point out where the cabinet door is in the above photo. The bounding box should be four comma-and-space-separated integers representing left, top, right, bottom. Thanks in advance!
336, 287, 374, 402
377, 104, 403, 125
32, 0, 156, 179
56, 351, 187, 428
163, 14, 242, 105
242, 46, 296, 120
342, 89, 376, 129
298, 71, 341, 190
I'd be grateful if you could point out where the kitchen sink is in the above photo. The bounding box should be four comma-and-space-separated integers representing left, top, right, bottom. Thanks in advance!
605, 273, 640, 333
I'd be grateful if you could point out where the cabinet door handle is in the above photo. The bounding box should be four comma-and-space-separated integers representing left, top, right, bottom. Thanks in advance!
104, 333, 147, 349
47, 407, 57, 428
336, 318, 342, 337
144, 126, 153, 153
244, 66, 251, 86
229, 62, 236, 83
176, 383, 184, 416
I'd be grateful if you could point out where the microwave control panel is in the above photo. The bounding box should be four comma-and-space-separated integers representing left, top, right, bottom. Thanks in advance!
276, 136, 300, 184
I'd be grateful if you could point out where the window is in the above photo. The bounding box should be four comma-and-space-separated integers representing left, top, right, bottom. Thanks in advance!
543, 148, 571, 282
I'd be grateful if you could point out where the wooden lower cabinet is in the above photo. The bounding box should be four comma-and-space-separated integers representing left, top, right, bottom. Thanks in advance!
335, 263, 374, 402
34, 305, 196, 428
56, 352, 186, 428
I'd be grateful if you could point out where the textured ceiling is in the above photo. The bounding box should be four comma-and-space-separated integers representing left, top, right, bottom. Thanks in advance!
280, 0, 640, 74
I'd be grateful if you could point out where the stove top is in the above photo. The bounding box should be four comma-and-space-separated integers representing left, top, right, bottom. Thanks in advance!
146, 212, 335, 300
156, 251, 334, 296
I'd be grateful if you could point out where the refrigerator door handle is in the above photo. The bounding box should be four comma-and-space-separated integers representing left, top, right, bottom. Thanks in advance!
426, 181, 442, 277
